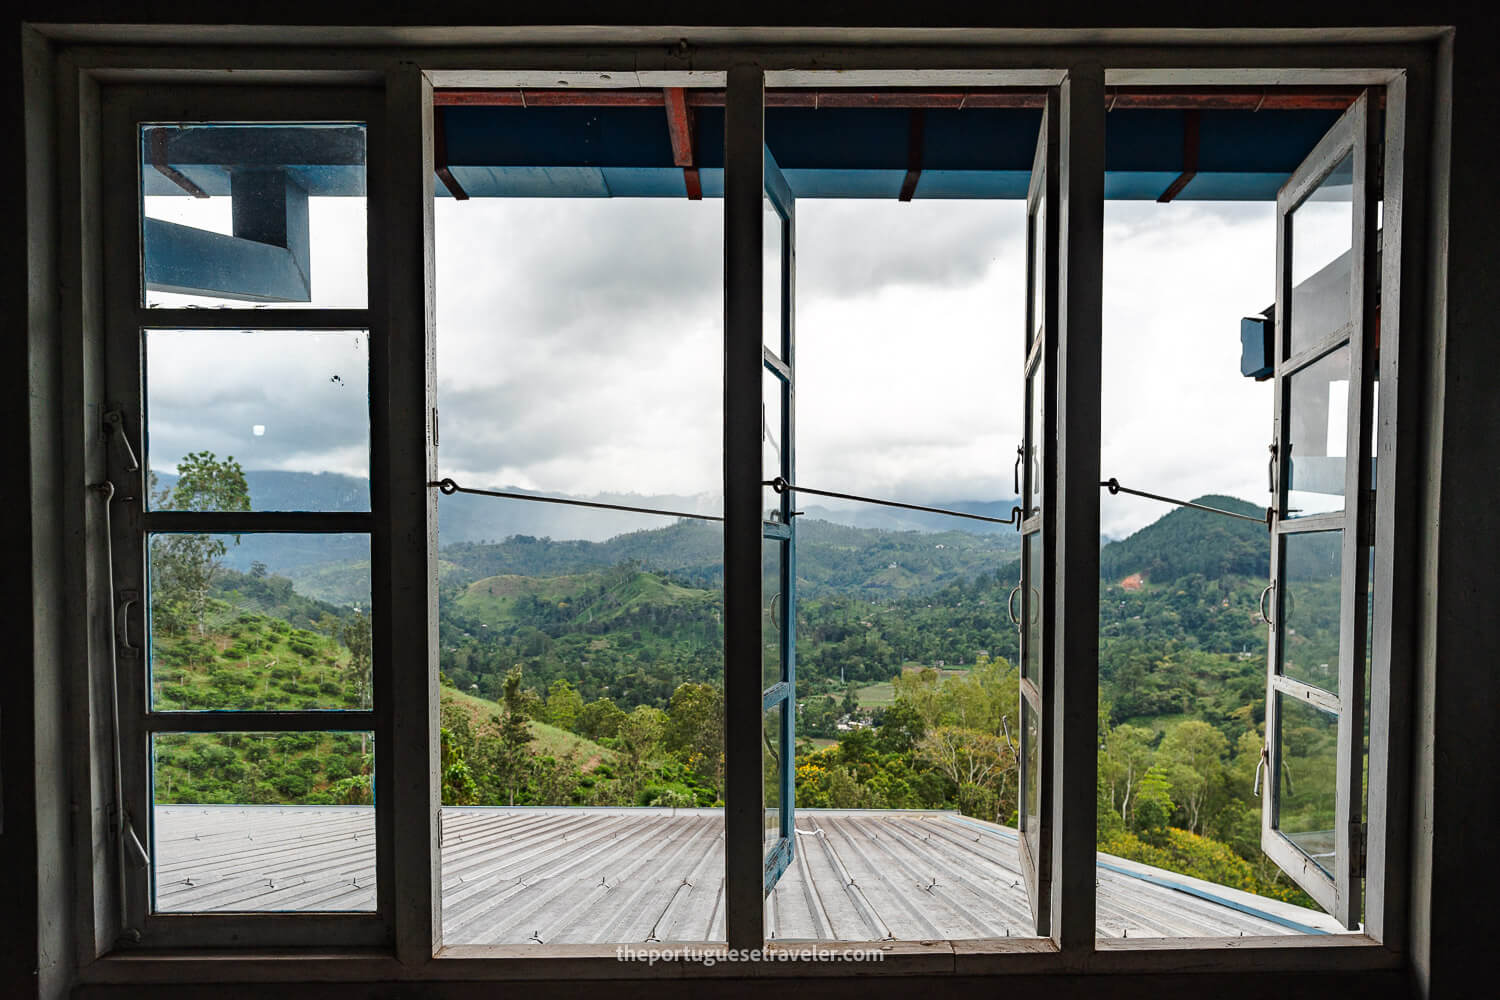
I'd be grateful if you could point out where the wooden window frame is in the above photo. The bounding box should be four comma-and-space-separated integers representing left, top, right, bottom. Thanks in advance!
34, 25, 1438, 990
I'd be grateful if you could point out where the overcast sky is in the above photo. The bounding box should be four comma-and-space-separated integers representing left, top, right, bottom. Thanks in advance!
145, 189, 1306, 540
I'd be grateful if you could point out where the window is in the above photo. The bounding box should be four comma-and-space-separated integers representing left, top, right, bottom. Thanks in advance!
100, 85, 390, 948
60, 34, 1432, 985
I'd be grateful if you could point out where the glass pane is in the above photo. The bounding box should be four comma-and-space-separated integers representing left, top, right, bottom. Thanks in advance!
148, 533, 372, 711
764, 700, 784, 854
1287, 152, 1354, 356
763, 540, 786, 691
1280, 529, 1344, 695
1027, 358, 1044, 513
763, 197, 784, 356
1275, 695, 1338, 876
146, 330, 370, 512
1022, 529, 1043, 687
1031, 199, 1046, 345
1021, 696, 1040, 852
141, 123, 367, 308
1285, 344, 1351, 518
763, 366, 785, 490
152, 730, 375, 912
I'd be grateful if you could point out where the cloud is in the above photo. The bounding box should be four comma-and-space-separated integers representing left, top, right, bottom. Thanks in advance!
146, 193, 1285, 545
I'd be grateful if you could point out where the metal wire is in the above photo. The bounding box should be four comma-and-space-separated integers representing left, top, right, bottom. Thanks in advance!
766, 477, 1023, 526
429, 478, 723, 522
431, 476, 1028, 528
1100, 477, 1269, 526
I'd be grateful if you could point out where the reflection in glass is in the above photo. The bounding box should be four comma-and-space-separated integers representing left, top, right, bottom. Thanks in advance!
1031, 199, 1046, 344
1027, 360, 1045, 513
1021, 697, 1040, 856
1285, 344, 1351, 518
763, 540, 786, 691
764, 700, 784, 853
1280, 529, 1344, 695
146, 330, 370, 512
152, 731, 375, 912
1275, 695, 1338, 876
1288, 153, 1353, 356
764, 197, 785, 356
1023, 530, 1043, 687
148, 533, 372, 711
763, 366, 785, 493
141, 123, 367, 309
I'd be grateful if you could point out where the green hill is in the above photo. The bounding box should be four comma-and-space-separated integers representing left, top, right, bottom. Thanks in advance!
1099, 495, 1269, 585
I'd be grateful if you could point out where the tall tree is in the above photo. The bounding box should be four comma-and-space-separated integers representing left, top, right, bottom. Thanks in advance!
150, 452, 251, 633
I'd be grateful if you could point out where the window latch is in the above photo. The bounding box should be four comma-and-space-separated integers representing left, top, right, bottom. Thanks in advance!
103, 409, 140, 475
1253, 745, 1270, 796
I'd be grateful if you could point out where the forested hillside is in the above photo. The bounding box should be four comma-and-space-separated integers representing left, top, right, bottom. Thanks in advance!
149, 460, 1320, 910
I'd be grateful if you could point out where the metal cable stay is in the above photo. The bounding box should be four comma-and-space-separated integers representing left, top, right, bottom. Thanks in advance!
431, 476, 1266, 528
428, 476, 1025, 527
1099, 477, 1271, 527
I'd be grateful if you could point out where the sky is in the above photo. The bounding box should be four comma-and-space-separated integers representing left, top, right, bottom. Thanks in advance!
144, 187, 1304, 541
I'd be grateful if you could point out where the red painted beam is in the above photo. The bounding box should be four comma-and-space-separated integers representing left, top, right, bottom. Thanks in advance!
663, 87, 701, 201
664, 87, 695, 167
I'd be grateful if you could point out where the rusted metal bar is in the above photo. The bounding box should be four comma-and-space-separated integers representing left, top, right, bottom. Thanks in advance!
146, 127, 210, 198
432, 110, 469, 201
1157, 109, 1200, 203
899, 109, 925, 202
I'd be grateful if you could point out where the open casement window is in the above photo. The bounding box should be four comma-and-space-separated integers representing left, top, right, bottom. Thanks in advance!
1261, 90, 1379, 929
1016, 90, 1059, 937
761, 146, 797, 894
99, 84, 390, 949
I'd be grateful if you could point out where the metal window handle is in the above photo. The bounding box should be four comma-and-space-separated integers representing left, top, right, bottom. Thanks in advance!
1253, 745, 1270, 796
1267, 443, 1277, 495
117, 593, 140, 656
1007, 584, 1022, 626
1014, 443, 1024, 496
1259, 584, 1275, 627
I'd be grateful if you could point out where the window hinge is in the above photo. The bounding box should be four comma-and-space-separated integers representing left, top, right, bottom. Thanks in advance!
1352, 821, 1367, 878
433, 407, 440, 448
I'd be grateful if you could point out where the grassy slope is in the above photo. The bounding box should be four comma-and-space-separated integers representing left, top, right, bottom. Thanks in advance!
439, 684, 614, 766
453, 568, 714, 626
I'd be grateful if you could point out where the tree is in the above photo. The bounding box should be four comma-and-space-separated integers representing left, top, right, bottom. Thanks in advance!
917, 726, 1010, 789
577, 697, 628, 740
440, 726, 478, 805
665, 682, 723, 789
150, 452, 251, 633
1101, 724, 1156, 824
544, 679, 584, 732
1159, 720, 1229, 834
338, 610, 373, 710
892, 667, 943, 731
475, 667, 535, 806
1132, 765, 1176, 837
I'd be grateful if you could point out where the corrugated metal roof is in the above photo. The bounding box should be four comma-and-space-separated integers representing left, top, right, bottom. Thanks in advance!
153, 806, 1341, 940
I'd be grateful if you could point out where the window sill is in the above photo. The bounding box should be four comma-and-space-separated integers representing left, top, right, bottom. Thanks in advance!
77, 933, 1400, 987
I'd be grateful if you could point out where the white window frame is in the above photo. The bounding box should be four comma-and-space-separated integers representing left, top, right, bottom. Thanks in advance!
38, 27, 1437, 989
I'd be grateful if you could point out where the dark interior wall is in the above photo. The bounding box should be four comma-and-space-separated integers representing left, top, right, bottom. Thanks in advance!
8, 4, 1499, 999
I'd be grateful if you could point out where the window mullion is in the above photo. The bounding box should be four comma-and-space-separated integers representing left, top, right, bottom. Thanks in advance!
1051, 61, 1106, 953
723, 62, 768, 952
378, 64, 440, 965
